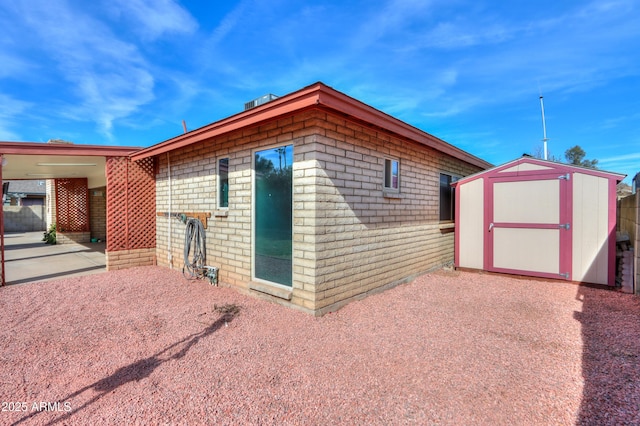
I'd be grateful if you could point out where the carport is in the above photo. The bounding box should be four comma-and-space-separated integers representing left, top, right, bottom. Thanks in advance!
0, 141, 157, 285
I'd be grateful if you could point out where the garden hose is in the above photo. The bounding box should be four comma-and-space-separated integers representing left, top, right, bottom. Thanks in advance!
182, 217, 206, 280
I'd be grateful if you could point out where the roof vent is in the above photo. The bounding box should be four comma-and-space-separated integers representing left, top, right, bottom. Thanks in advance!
244, 94, 279, 111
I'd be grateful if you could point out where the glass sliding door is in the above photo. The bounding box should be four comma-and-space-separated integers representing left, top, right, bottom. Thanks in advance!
254, 145, 293, 286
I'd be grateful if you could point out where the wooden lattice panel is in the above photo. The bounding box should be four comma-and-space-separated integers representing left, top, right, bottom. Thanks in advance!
55, 178, 90, 232
106, 157, 156, 251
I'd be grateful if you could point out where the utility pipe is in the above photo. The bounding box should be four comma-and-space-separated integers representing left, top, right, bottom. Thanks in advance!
167, 152, 173, 269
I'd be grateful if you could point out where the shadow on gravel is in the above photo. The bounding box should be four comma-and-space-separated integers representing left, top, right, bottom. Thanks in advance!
574, 285, 640, 425
12, 305, 241, 426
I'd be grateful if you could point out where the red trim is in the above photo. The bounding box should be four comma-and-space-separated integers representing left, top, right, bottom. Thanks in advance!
131, 82, 492, 170
485, 173, 571, 280
454, 180, 461, 267
560, 173, 573, 280
488, 266, 567, 281
0, 142, 140, 157
484, 176, 493, 271
453, 157, 625, 188
490, 222, 566, 229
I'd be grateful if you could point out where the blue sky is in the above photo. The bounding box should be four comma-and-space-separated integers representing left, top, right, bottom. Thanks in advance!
1, 0, 638, 182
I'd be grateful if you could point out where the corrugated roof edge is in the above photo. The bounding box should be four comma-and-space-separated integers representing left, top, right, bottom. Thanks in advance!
130, 82, 492, 170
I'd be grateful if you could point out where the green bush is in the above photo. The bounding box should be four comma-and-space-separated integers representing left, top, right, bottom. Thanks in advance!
43, 223, 57, 245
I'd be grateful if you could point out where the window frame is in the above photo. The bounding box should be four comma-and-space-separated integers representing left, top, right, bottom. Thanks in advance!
383, 157, 400, 192
217, 157, 229, 209
439, 173, 458, 222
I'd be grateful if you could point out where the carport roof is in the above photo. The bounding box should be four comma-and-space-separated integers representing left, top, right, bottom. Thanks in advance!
0, 141, 141, 184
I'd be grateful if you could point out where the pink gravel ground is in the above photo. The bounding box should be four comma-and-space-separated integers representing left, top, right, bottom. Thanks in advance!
0, 266, 639, 425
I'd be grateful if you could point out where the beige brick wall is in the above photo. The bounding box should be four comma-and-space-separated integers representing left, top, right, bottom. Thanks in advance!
618, 192, 639, 294
106, 248, 156, 270
46, 179, 56, 230
57, 231, 90, 244
90, 186, 106, 241
298, 112, 481, 314
154, 109, 482, 314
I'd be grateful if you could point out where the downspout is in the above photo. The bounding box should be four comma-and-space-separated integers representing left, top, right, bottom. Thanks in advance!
167, 152, 173, 269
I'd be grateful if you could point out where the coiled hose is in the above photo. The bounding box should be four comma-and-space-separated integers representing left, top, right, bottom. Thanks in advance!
183, 217, 206, 279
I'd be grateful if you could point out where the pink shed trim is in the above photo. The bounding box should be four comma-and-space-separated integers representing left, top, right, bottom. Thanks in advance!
452, 157, 625, 188
607, 178, 617, 286
483, 173, 492, 271
454, 180, 461, 268
456, 156, 624, 286
564, 175, 574, 281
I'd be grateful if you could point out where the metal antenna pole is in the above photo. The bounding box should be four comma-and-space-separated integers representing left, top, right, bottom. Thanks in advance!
539, 96, 549, 160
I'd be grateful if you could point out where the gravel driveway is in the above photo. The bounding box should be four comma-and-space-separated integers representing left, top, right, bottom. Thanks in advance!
1, 267, 638, 425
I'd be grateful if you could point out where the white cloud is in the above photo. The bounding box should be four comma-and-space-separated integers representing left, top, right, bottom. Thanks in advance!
599, 152, 640, 164
208, 1, 251, 46
0, 94, 31, 140
350, 0, 436, 50
0, 53, 32, 79
12, 0, 156, 138
108, 0, 198, 41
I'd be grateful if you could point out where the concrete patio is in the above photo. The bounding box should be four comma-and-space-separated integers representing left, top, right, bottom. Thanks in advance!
3, 231, 106, 285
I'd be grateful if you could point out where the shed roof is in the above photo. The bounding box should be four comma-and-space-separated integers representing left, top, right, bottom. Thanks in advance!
131, 82, 492, 170
452, 156, 625, 187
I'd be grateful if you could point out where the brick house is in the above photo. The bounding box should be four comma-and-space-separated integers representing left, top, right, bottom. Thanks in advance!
132, 82, 491, 315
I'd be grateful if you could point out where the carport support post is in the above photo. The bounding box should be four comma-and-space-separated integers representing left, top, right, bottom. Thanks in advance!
0, 154, 4, 286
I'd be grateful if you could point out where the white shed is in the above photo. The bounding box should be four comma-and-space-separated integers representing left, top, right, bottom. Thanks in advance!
453, 157, 625, 286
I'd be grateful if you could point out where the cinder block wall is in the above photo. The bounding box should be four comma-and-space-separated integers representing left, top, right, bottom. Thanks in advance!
154, 109, 482, 314
300, 112, 481, 314
155, 111, 320, 294
46, 179, 56, 230
618, 192, 640, 294
106, 248, 156, 270
56, 231, 90, 244
89, 186, 107, 241
3, 205, 46, 232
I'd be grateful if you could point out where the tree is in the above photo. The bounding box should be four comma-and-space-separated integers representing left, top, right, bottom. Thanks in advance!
617, 182, 632, 199
531, 145, 562, 162
564, 145, 598, 169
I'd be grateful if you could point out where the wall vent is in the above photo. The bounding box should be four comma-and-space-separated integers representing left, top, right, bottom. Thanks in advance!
244, 93, 279, 111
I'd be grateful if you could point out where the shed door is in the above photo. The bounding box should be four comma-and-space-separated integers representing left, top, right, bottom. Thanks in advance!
487, 174, 571, 280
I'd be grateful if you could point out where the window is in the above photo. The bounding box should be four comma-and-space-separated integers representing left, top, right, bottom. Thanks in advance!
439, 173, 458, 221
218, 158, 229, 208
384, 158, 399, 191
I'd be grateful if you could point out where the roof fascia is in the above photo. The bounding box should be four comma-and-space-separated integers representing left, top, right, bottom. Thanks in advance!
453, 157, 625, 187
0, 142, 140, 157
315, 87, 491, 170
131, 82, 491, 170
131, 84, 324, 161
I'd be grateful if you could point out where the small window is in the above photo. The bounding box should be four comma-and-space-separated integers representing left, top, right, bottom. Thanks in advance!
384, 158, 399, 191
218, 158, 229, 208
439, 173, 458, 221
